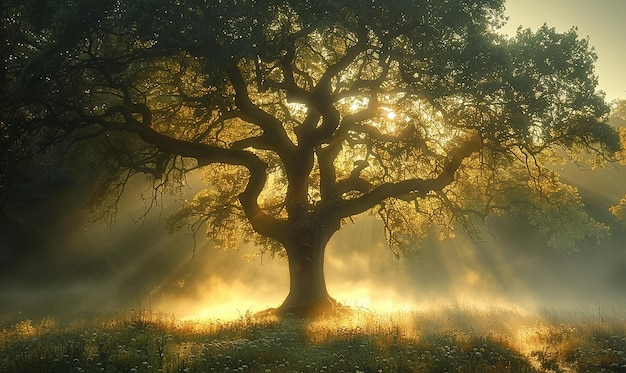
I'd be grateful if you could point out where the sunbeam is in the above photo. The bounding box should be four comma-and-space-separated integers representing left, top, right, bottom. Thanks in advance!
1, 4, 626, 366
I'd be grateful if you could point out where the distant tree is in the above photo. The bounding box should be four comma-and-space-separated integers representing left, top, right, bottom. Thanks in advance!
2, 0, 620, 316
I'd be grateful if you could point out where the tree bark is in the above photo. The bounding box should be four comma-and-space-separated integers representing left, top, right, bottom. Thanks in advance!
276, 227, 339, 317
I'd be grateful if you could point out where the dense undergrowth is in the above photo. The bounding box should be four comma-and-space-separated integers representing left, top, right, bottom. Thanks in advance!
1, 304, 626, 372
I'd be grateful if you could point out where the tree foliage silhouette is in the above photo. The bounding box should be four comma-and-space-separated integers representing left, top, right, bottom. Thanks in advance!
2, 0, 619, 316
609, 100, 626, 225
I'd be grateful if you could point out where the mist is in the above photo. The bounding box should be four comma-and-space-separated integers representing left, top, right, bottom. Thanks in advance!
1, 160, 625, 325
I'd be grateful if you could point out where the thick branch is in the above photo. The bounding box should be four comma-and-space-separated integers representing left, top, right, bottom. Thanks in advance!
335, 135, 483, 218
231, 135, 276, 151
222, 61, 296, 156
285, 27, 371, 148
164, 35, 296, 160
315, 95, 380, 200
336, 176, 373, 196
88, 104, 288, 241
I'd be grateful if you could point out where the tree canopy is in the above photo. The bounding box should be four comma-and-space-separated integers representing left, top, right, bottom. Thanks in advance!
609, 100, 626, 226
1, 0, 620, 315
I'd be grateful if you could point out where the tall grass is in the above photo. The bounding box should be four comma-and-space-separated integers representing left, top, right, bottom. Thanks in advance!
1, 303, 625, 372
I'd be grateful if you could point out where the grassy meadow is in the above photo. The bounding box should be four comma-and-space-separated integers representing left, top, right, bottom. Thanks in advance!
2, 302, 626, 373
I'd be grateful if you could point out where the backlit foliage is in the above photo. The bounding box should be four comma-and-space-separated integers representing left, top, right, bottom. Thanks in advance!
1, 0, 619, 259
609, 100, 626, 226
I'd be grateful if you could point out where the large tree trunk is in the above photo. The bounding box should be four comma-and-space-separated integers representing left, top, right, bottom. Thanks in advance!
276, 229, 339, 317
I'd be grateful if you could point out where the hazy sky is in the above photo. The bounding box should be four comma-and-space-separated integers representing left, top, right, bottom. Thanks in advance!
502, 0, 626, 101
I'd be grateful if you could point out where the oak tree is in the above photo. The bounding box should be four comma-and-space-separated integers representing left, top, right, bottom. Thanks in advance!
2, 0, 619, 316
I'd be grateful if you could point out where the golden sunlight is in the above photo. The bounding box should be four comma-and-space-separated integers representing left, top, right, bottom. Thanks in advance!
285, 101, 308, 116
164, 268, 288, 322
383, 107, 397, 120
338, 96, 369, 113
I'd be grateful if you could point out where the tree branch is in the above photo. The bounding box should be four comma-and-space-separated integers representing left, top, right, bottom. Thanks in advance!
335, 134, 483, 218
84, 103, 288, 241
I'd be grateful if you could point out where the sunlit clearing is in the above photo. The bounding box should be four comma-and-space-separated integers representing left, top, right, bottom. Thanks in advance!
332, 291, 534, 321
351, 299, 415, 314
177, 303, 265, 322
154, 241, 289, 322
161, 273, 287, 322
165, 287, 284, 323
5, 306, 626, 373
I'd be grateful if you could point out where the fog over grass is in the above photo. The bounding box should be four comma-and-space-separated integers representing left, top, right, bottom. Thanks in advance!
1, 159, 625, 325
2, 303, 626, 373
